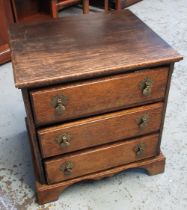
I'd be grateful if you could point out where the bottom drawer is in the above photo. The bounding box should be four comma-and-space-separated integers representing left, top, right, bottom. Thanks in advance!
45, 134, 159, 184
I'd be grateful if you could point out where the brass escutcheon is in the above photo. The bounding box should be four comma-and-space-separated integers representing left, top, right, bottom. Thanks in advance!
56, 133, 71, 147
51, 94, 68, 115
137, 114, 149, 129
134, 143, 145, 157
140, 78, 153, 96
60, 161, 73, 175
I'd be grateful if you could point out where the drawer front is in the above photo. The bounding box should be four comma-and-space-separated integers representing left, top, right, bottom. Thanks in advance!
45, 134, 159, 184
31, 67, 169, 126
39, 103, 163, 158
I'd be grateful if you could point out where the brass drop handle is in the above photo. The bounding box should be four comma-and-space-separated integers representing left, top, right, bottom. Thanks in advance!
60, 161, 73, 175
134, 143, 145, 157
143, 81, 151, 96
56, 134, 71, 147
137, 114, 149, 129
56, 101, 66, 115
51, 95, 68, 115
140, 78, 153, 96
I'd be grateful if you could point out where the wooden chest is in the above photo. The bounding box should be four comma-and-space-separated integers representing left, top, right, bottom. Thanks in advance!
9, 10, 182, 204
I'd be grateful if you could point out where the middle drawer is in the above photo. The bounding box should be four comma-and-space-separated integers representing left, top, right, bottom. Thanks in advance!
38, 102, 163, 158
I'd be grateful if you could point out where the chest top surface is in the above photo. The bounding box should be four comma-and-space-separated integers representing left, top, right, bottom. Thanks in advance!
9, 10, 182, 89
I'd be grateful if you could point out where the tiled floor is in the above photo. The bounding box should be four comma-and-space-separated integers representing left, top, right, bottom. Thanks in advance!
0, 0, 187, 209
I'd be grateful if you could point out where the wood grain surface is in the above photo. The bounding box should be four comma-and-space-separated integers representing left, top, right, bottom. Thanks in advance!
31, 67, 169, 126
39, 102, 164, 158
23, 92, 45, 183
45, 133, 159, 184
9, 10, 182, 88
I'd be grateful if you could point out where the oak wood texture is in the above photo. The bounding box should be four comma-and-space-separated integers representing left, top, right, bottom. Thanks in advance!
9, 10, 182, 89
23, 92, 46, 183
39, 102, 164, 158
31, 67, 169, 126
37, 153, 165, 204
157, 63, 174, 153
45, 133, 159, 184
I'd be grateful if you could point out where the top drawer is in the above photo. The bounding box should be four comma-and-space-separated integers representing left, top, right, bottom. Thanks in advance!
31, 67, 169, 126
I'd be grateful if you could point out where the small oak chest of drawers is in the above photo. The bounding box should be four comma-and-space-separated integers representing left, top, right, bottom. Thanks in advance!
10, 10, 182, 204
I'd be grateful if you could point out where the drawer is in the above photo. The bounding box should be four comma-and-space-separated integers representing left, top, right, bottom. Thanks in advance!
45, 134, 159, 184
39, 102, 164, 158
31, 67, 169, 126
